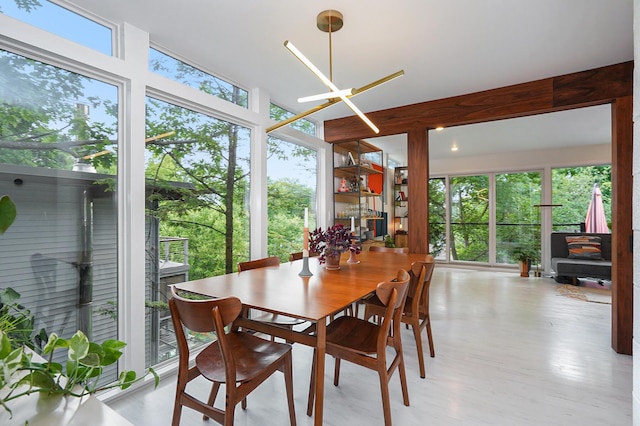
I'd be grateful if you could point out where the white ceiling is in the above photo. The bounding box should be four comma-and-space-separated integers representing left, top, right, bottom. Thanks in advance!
65, 0, 633, 160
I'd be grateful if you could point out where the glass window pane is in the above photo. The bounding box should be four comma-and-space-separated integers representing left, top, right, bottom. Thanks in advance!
429, 178, 446, 260
149, 48, 248, 108
266, 136, 317, 261
1, 1, 112, 55
269, 103, 316, 135
144, 96, 250, 366
552, 166, 611, 232
449, 175, 489, 262
495, 172, 541, 265
0, 49, 119, 379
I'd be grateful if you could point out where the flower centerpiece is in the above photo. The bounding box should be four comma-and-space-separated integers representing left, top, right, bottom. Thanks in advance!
309, 224, 361, 270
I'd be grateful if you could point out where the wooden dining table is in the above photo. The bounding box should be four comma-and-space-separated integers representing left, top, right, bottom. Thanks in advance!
174, 250, 426, 425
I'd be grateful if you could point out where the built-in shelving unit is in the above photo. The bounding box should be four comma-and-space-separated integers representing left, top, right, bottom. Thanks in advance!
393, 166, 408, 247
333, 140, 385, 241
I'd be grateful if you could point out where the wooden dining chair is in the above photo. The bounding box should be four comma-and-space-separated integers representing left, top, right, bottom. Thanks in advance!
364, 255, 436, 378
288, 251, 319, 262
307, 269, 411, 426
369, 245, 409, 253
237, 256, 307, 338
168, 287, 296, 426
237, 255, 281, 271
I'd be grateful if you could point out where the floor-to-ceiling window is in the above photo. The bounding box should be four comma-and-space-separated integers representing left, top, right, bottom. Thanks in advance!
449, 175, 489, 262
144, 96, 251, 366
429, 178, 447, 260
266, 136, 317, 261
495, 171, 541, 265
0, 48, 120, 379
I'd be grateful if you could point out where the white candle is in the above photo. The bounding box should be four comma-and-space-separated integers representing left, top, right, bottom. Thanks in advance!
350, 216, 355, 231
304, 208, 309, 227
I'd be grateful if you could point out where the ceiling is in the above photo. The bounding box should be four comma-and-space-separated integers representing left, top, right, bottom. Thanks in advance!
65, 0, 633, 161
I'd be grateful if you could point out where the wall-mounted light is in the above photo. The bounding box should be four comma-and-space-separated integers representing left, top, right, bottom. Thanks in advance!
451, 143, 458, 152
435, 126, 444, 131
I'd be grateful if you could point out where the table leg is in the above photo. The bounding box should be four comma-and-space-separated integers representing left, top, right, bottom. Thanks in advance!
314, 318, 326, 426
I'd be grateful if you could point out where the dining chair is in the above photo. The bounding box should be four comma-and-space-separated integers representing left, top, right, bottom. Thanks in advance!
369, 245, 409, 253
307, 269, 411, 426
288, 251, 319, 262
168, 287, 296, 426
237, 256, 307, 338
364, 255, 436, 378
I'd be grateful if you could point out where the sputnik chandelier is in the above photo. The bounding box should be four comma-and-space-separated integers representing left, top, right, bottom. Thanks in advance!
266, 10, 404, 134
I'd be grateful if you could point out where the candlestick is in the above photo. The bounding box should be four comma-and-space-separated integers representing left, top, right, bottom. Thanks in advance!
303, 226, 309, 251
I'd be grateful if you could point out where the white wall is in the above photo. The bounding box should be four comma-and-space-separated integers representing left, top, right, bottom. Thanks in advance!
430, 143, 611, 176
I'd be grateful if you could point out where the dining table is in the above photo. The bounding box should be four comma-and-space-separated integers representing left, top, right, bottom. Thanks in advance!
174, 250, 426, 426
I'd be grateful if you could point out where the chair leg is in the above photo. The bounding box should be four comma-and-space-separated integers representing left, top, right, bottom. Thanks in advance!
378, 369, 392, 426
398, 352, 410, 407
283, 352, 297, 426
426, 316, 435, 357
204, 382, 221, 419
411, 319, 426, 379
224, 405, 235, 426
306, 349, 317, 417
172, 378, 188, 426
333, 358, 341, 386
171, 402, 183, 426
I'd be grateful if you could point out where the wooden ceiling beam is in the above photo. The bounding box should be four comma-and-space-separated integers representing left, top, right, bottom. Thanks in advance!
323, 61, 633, 143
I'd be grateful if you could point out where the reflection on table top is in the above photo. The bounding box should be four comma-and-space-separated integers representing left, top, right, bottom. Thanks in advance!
175, 251, 427, 321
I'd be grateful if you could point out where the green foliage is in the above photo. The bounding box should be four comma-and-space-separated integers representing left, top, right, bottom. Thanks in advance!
2, 1, 42, 13
0, 289, 158, 416
0, 330, 159, 416
449, 175, 490, 262
552, 166, 612, 230
0, 195, 16, 235
0, 50, 117, 171
384, 235, 396, 248
428, 178, 446, 257
0, 288, 36, 351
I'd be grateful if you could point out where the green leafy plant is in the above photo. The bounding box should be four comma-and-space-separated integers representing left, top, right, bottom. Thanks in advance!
384, 235, 396, 248
0, 329, 159, 417
0, 288, 159, 417
512, 245, 536, 263
0, 195, 17, 235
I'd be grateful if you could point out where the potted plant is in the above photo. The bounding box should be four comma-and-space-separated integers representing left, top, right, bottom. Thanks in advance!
513, 246, 536, 277
0, 287, 159, 419
384, 235, 396, 248
309, 224, 361, 270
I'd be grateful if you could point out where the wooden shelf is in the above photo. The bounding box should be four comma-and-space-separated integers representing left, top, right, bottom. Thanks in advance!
333, 140, 385, 239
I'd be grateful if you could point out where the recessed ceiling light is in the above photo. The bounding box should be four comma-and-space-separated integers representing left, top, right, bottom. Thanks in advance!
451, 143, 458, 152
435, 126, 444, 131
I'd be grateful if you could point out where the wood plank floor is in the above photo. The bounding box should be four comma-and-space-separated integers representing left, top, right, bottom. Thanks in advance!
107, 267, 632, 425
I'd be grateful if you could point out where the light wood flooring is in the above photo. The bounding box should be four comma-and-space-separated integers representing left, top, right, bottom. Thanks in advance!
107, 267, 632, 425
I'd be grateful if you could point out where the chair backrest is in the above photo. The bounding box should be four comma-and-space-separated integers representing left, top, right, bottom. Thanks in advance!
369, 246, 409, 253
289, 251, 319, 262
407, 255, 435, 315
375, 269, 411, 346
169, 286, 243, 383
169, 286, 242, 333
237, 255, 280, 272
